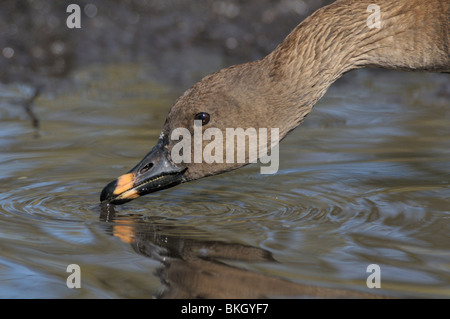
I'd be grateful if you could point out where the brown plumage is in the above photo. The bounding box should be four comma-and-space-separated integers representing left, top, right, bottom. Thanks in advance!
101, 0, 449, 204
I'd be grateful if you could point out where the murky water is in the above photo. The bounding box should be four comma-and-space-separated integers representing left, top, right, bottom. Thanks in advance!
0, 63, 449, 298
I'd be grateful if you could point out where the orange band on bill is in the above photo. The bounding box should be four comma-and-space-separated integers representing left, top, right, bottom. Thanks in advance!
112, 173, 136, 195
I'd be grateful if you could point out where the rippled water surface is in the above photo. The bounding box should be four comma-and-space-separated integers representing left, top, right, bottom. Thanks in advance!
0, 64, 449, 298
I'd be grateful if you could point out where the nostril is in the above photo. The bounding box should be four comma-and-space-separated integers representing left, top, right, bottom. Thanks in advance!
139, 163, 153, 175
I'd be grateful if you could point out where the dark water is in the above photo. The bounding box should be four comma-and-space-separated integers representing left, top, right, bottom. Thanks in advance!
0, 63, 449, 298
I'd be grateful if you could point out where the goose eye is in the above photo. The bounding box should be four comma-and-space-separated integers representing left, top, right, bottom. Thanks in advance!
194, 112, 210, 125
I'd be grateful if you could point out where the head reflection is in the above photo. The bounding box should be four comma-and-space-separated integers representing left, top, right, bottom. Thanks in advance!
100, 203, 385, 299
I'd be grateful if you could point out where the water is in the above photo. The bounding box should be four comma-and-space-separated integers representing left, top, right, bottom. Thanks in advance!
0, 63, 449, 298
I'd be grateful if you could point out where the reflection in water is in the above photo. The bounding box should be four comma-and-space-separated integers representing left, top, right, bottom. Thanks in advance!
99, 203, 384, 298
0, 64, 448, 298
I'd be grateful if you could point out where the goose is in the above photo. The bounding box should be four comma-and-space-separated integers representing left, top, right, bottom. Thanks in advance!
101, 0, 449, 205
